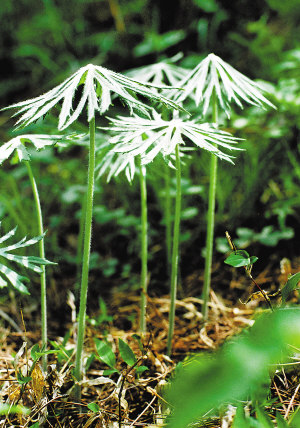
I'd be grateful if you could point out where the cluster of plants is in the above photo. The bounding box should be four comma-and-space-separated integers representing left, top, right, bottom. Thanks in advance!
0, 45, 299, 426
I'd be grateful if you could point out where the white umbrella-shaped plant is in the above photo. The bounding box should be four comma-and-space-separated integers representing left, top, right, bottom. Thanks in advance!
0, 134, 61, 370
173, 53, 276, 321
105, 113, 242, 354
2, 63, 185, 398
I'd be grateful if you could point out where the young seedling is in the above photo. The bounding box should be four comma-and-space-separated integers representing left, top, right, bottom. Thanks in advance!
173, 53, 276, 321
105, 113, 241, 355
0, 134, 61, 370
224, 230, 273, 311
95, 336, 148, 427
2, 63, 184, 398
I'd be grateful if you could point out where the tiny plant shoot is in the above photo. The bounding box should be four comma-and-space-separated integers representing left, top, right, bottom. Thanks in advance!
3, 63, 184, 399
174, 53, 276, 321
0, 134, 60, 370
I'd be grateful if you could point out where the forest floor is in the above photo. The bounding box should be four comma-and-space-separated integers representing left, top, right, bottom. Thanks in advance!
0, 256, 299, 427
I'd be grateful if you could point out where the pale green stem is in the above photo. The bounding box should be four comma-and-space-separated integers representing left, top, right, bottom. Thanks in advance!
202, 93, 218, 321
139, 159, 148, 334
25, 161, 47, 371
164, 162, 172, 271
167, 144, 181, 356
75, 191, 87, 297
74, 117, 96, 400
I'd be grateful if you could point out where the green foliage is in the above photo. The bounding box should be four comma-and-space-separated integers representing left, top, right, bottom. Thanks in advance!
0, 403, 30, 416
166, 308, 300, 428
224, 250, 258, 268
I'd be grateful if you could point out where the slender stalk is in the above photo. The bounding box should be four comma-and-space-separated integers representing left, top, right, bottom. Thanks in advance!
202, 92, 218, 321
164, 162, 172, 271
25, 161, 47, 371
74, 117, 96, 400
139, 159, 148, 334
167, 144, 181, 356
75, 191, 87, 298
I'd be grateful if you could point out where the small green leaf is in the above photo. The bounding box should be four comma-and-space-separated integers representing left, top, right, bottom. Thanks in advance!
132, 334, 144, 353
87, 402, 100, 413
249, 256, 258, 264
31, 344, 40, 361
17, 369, 32, 385
94, 339, 116, 368
118, 338, 137, 366
224, 250, 255, 268
136, 365, 148, 375
281, 272, 300, 304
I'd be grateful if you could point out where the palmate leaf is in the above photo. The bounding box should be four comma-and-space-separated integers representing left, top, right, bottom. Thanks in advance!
126, 54, 189, 88
173, 53, 276, 117
96, 147, 137, 183
2, 64, 186, 131
102, 113, 242, 165
0, 222, 56, 294
0, 134, 62, 164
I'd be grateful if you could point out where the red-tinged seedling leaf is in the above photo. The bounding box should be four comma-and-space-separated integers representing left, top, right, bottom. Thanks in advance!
119, 338, 137, 366
94, 339, 116, 369
281, 272, 300, 305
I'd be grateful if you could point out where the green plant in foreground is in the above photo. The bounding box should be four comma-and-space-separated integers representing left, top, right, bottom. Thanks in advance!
0, 134, 61, 370
106, 113, 241, 354
166, 306, 300, 428
174, 53, 276, 321
2, 63, 184, 399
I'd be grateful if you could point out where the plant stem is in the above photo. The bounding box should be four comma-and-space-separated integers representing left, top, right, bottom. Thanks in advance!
75, 191, 87, 298
74, 117, 96, 400
164, 162, 172, 272
25, 161, 47, 371
139, 159, 148, 334
167, 144, 181, 356
202, 92, 218, 321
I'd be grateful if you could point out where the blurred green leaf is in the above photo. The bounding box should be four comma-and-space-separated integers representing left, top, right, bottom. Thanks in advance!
166, 308, 300, 428
281, 272, 300, 304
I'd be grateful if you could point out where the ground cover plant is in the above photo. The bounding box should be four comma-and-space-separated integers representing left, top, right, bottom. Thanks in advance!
0, 25, 299, 428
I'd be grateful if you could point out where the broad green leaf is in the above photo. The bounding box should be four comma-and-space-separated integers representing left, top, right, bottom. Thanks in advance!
232, 404, 251, 428
255, 406, 273, 427
118, 338, 137, 366
87, 402, 100, 413
289, 405, 300, 427
94, 339, 116, 368
276, 411, 289, 428
0, 403, 30, 415
165, 308, 300, 428
281, 272, 300, 304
